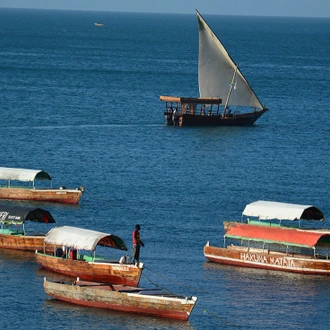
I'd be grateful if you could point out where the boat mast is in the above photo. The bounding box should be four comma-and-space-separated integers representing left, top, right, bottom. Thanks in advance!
223, 65, 238, 117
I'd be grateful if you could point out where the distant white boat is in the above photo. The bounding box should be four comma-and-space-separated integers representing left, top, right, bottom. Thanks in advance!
94, 23, 104, 27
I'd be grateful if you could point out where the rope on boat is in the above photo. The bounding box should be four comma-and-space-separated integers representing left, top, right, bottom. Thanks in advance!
144, 266, 208, 292
203, 309, 242, 327
81, 193, 116, 204
141, 272, 162, 289
141, 270, 177, 295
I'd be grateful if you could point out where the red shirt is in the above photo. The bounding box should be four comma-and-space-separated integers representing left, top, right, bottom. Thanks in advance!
132, 229, 141, 244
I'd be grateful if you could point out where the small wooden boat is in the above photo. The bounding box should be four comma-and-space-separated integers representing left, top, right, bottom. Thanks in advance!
160, 10, 268, 126
0, 167, 84, 204
44, 278, 197, 320
36, 226, 143, 286
0, 205, 55, 251
204, 221, 330, 275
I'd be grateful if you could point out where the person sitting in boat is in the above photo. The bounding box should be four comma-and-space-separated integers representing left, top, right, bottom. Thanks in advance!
132, 224, 144, 264
55, 246, 66, 258
55, 247, 63, 257
225, 107, 233, 117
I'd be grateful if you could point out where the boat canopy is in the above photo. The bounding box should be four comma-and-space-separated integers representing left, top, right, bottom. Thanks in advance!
225, 223, 330, 248
0, 167, 52, 182
242, 201, 324, 221
44, 226, 127, 251
0, 205, 55, 225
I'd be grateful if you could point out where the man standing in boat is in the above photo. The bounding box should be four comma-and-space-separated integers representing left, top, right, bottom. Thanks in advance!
132, 224, 144, 264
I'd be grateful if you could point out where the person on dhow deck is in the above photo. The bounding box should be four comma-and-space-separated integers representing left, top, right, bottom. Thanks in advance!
132, 224, 144, 264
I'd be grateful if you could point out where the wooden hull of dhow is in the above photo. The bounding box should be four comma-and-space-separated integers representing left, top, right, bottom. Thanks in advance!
0, 233, 45, 251
36, 252, 143, 287
0, 187, 83, 204
44, 279, 197, 320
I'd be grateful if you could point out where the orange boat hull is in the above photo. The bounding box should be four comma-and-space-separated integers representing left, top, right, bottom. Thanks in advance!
0, 187, 83, 204
36, 253, 143, 286
0, 233, 46, 251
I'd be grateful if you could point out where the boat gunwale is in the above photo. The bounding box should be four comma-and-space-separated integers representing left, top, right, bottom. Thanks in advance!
44, 277, 197, 319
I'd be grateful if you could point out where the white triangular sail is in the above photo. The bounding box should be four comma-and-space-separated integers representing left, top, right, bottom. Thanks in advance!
197, 10, 263, 110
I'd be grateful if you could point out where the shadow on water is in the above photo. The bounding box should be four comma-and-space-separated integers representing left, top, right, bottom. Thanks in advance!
35, 267, 77, 283
203, 260, 330, 290
43, 298, 195, 330
200, 261, 330, 328
0, 199, 81, 210
0, 248, 36, 263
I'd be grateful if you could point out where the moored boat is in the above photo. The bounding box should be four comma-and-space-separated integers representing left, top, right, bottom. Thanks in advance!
160, 10, 268, 127
0, 167, 84, 204
0, 205, 55, 251
44, 277, 197, 320
36, 226, 143, 286
204, 201, 330, 275
204, 221, 330, 275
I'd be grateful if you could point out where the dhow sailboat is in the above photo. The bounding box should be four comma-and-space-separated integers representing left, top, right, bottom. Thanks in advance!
160, 10, 268, 126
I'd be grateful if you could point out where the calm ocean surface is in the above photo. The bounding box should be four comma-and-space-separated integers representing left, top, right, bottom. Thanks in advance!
0, 8, 330, 329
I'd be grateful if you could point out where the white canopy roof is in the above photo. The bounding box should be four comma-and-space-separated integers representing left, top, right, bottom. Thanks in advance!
242, 200, 324, 221
44, 226, 127, 251
0, 167, 51, 181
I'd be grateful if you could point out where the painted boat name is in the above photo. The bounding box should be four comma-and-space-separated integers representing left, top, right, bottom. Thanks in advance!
240, 252, 295, 267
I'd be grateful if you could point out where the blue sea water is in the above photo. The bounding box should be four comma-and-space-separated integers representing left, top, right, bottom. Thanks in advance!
0, 7, 330, 329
